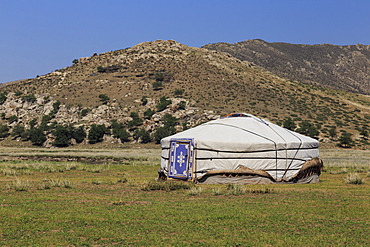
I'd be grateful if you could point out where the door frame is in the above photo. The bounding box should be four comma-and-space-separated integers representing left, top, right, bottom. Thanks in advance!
168, 138, 194, 180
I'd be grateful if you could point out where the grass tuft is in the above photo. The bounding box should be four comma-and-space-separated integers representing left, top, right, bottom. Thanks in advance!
112, 200, 126, 206
142, 180, 192, 191
65, 163, 78, 171
37, 183, 51, 190
49, 178, 73, 188
45, 166, 57, 173
1, 168, 17, 176
211, 187, 223, 196
248, 186, 274, 194
187, 186, 203, 196
227, 184, 247, 195
226, 184, 275, 195
329, 168, 348, 174
8, 179, 31, 191
117, 178, 128, 183
345, 173, 365, 185
92, 180, 103, 185
86, 165, 109, 173
21, 170, 34, 175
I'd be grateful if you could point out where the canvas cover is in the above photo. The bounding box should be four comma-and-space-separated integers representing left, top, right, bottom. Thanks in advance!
160, 114, 321, 184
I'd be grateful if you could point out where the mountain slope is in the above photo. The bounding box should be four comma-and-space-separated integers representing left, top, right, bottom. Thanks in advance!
1, 40, 370, 147
202, 40, 370, 95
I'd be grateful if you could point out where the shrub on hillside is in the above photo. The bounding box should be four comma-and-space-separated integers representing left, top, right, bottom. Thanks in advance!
80, 108, 90, 117
0, 124, 9, 138
133, 128, 151, 143
128, 112, 143, 129
182, 122, 189, 131
52, 101, 61, 114
155, 72, 164, 82
152, 114, 177, 143
177, 101, 186, 110
88, 124, 109, 144
338, 132, 354, 148
114, 128, 131, 143
53, 124, 85, 147
72, 126, 86, 143
53, 125, 71, 147
153, 126, 175, 144
11, 124, 25, 138
0, 92, 7, 104
152, 81, 163, 90
283, 117, 296, 131
7, 115, 18, 124
38, 102, 61, 131
20, 130, 30, 141
174, 89, 184, 96
99, 94, 110, 104
21, 94, 37, 103
162, 114, 178, 128
111, 119, 123, 130
97, 66, 105, 73
28, 127, 46, 146
29, 118, 38, 129
156, 96, 172, 112
111, 120, 130, 143
360, 127, 369, 139
329, 127, 337, 139
43, 96, 50, 103
144, 108, 155, 119
297, 120, 319, 138
141, 96, 148, 106
40, 115, 53, 131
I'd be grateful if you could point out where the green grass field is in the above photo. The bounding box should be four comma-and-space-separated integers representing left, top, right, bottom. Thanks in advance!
0, 147, 369, 246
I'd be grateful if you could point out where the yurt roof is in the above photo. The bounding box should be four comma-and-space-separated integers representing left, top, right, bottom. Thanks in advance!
161, 114, 319, 152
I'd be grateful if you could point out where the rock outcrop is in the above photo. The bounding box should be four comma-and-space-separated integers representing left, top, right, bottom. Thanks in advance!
0, 92, 219, 146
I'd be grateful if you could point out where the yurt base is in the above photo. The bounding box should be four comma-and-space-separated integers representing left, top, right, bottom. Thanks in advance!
196, 174, 275, 184
196, 174, 320, 184
158, 157, 324, 185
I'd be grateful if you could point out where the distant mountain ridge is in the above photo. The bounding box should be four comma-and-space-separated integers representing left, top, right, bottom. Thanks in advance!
202, 40, 370, 95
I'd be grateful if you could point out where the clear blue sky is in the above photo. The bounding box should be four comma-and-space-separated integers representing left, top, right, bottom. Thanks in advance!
1, 0, 369, 83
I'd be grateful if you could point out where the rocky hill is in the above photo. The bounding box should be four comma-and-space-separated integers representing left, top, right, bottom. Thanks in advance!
1, 40, 370, 148
203, 40, 370, 95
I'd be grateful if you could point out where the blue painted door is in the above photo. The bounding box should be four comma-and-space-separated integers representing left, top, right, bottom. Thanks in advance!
168, 139, 194, 179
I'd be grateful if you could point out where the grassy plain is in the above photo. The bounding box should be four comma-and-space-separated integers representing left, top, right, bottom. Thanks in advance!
0, 147, 369, 246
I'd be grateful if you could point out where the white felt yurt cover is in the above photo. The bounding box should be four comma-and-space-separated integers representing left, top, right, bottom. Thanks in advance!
160, 114, 321, 184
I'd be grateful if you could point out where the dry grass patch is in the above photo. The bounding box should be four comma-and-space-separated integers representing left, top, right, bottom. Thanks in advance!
48, 178, 74, 188
345, 173, 365, 185
227, 183, 247, 195
141, 180, 193, 191
211, 187, 223, 196
7, 178, 31, 191
187, 186, 203, 196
